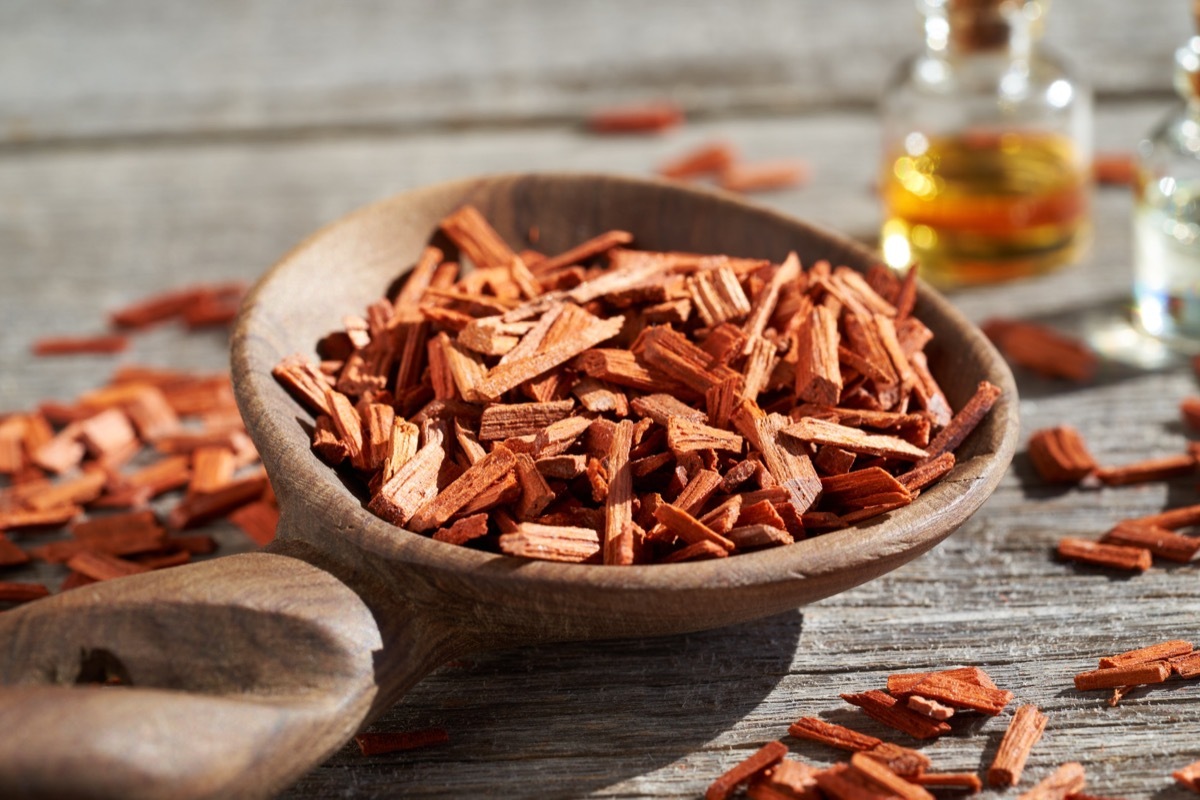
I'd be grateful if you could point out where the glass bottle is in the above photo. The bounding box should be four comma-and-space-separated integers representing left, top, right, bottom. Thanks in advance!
1131, 33, 1200, 342
879, 0, 1093, 287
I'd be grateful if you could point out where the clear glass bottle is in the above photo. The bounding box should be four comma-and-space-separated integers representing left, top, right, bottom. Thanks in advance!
879, 0, 1093, 287
1131, 34, 1200, 342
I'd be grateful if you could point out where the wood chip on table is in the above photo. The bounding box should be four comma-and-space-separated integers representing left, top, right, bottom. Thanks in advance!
21, 470, 107, 511
586, 101, 684, 134
1098, 639, 1195, 668
887, 667, 998, 695
1094, 453, 1198, 486
847, 752, 934, 800
988, 704, 1048, 788
1016, 762, 1086, 800
814, 762, 892, 800
0, 534, 30, 567
1099, 522, 1200, 563
1057, 537, 1152, 572
982, 318, 1098, 382
228, 500, 280, 546
0, 582, 51, 604
906, 694, 955, 720
1093, 152, 1136, 186
860, 742, 931, 778
31, 334, 129, 356
1027, 425, 1098, 483
1181, 396, 1200, 431
108, 454, 192, 503
1170, 651, 1200, 679
108, 282, 244, 329
786, 717, 881, 752
840, 689, 952, 740
167, 473, 269, 531
0, 505, 82, 533
65, 550, 150, 582
747, 757, 820, 800
905, 672, 1013, 715
79, 382, 181, 442
705, 740, 789, 800
1175, 759, 1200, 793
1124, 502, 1200, 530
187, 445, 236, 497
657, 140, 738, 180
31, 425, 86, 475
719, 160, 809, 193
1073, 661, 1170, 691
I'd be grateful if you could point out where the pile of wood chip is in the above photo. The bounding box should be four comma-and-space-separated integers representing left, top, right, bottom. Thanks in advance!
707, 655, 1200, 799
275, 205, 1001, 564
0, 284, 276, 606
707, 666, 1043, 799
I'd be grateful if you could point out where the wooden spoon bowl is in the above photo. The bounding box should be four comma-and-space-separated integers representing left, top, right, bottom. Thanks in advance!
0, 174, 1018, 799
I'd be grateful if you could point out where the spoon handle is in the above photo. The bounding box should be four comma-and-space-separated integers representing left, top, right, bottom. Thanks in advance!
0, 549, 460, 799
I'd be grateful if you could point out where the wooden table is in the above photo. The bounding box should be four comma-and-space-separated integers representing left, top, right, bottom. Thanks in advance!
3, 3, 1199, 797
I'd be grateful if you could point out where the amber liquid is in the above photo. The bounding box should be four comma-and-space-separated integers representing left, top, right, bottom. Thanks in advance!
880, 131, 1090, 287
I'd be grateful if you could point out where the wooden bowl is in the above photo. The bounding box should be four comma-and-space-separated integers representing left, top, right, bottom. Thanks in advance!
0, 174, 1018, 800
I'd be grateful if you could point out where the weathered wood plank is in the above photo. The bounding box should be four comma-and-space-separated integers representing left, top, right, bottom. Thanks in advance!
0, 0, 1186, 145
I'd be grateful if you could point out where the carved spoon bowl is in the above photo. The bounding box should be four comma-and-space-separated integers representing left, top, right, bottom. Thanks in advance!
0, 174, 1018, 799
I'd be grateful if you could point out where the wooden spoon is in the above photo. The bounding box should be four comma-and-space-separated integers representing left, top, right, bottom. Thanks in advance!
0, 174, 1018, 799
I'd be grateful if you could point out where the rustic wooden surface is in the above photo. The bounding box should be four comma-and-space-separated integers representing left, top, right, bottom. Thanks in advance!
3, 1, 1200, 797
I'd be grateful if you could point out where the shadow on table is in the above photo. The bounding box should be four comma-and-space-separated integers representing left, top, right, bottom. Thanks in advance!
284, 609, 803, 799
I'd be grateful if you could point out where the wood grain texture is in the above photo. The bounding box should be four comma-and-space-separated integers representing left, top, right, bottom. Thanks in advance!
0, 97, 1197, 798
0, 0, 1187, 145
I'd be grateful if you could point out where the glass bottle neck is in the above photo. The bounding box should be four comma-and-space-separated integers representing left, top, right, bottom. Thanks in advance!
919, 0, 1044, 59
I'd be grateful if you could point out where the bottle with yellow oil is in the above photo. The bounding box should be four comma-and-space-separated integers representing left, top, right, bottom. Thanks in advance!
880, 0, 1092, 287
